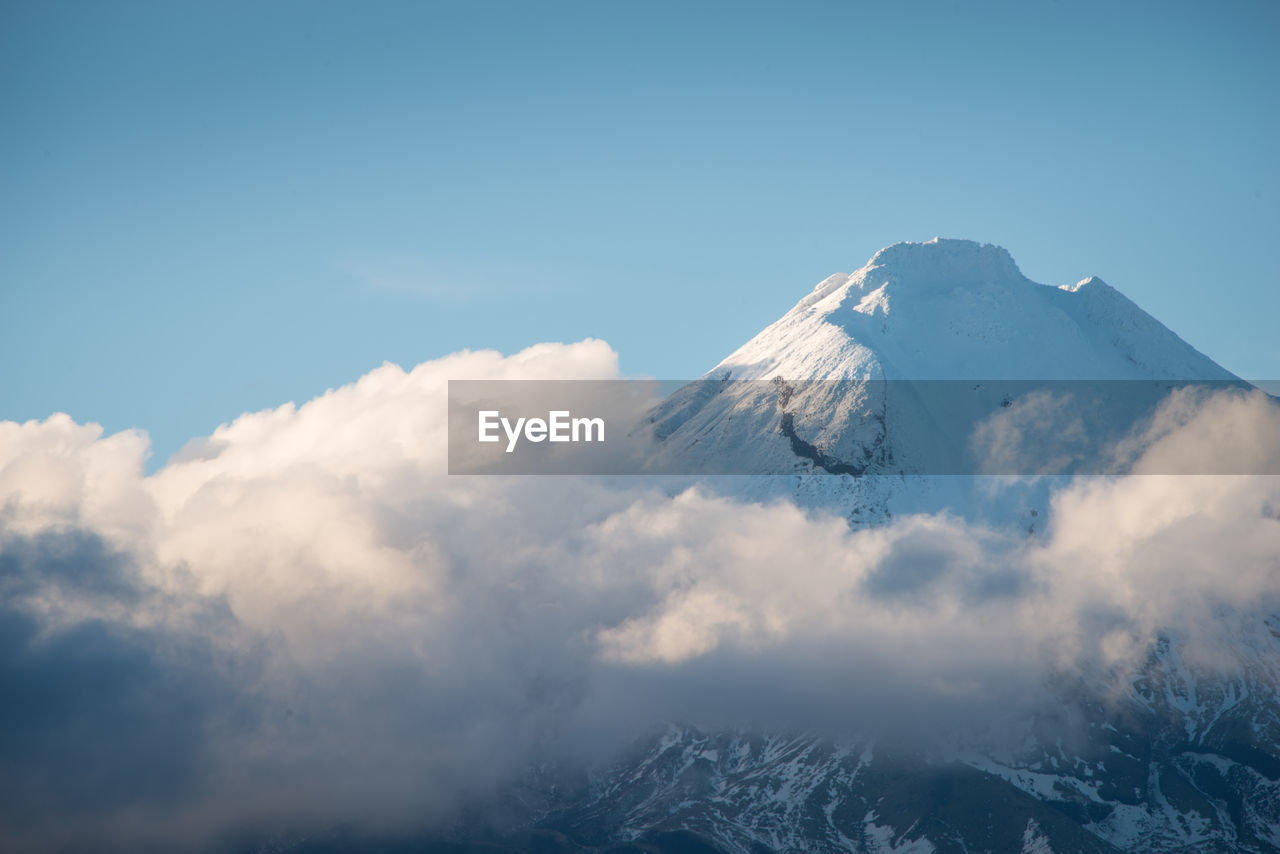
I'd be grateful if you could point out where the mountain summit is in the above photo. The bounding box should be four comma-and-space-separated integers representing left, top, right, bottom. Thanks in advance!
644, 239, 1242, 485
715, 238, 1236, 382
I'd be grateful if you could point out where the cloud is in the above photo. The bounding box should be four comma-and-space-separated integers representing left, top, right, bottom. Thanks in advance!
338, 254, 571, 303
1117, 385, 1280, 475
969, 389, 1089, 475
1, 342, 1278, 851
340, 254, 470, 301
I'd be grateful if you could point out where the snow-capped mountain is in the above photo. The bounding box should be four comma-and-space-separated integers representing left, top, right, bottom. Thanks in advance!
283, 240, 1278, 854
518, 240, 1278, 854
517, 241, 1277, 854
642, 238, 1250, 519
710, 238, 1235, 383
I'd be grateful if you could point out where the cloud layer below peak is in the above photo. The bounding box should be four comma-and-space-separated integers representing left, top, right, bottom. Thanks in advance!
1, 339, 1278, 852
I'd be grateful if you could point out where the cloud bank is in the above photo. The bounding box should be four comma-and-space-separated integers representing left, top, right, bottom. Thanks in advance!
1, 340, 1278, 851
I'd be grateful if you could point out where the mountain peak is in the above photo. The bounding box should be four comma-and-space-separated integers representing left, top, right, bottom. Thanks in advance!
1061, 275, 1110, 293
863, 238, 1023, 286
712, 238, 1235, 383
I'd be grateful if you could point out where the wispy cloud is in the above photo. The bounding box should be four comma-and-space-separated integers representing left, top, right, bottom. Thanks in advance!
338, 253, 573, 302
339, 252, 473, 301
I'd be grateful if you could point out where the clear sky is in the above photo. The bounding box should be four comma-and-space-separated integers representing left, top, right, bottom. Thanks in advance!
3, 0, 1277, 466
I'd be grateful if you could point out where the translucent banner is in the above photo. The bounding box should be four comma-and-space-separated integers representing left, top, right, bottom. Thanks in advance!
448, 379, 1280, 475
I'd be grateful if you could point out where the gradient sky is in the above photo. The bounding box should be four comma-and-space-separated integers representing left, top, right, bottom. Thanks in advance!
3, 0, 1278, 466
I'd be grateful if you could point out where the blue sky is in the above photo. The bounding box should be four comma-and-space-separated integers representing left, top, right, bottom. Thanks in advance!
3, 0, 1277, 465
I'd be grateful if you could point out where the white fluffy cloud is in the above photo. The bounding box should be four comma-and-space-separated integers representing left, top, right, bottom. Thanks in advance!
1, 343, 1277, 851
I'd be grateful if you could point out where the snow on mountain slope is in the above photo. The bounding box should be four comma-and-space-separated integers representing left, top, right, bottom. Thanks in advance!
642, 239, 1247, 522
527, 615, 1280, 854
713, 238, 1236, 382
